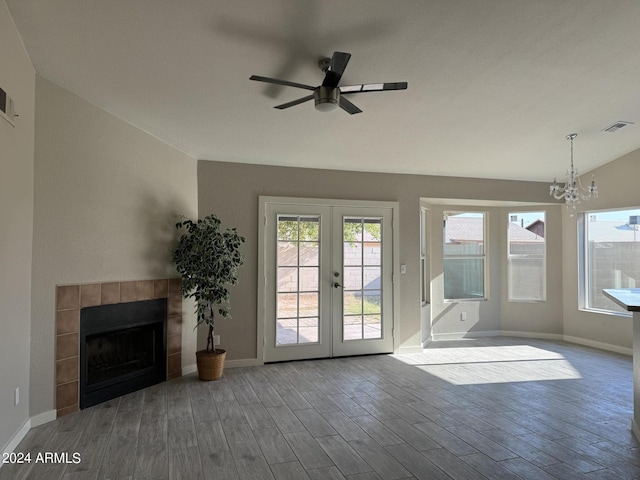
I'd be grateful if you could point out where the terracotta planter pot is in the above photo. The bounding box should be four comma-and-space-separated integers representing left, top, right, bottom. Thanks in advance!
196, 349, 226, 381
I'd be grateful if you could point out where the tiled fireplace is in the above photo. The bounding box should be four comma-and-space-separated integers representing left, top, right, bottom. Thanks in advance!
55, 279, 183, 417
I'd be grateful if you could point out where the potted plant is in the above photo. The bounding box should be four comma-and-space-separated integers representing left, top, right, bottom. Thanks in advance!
173, 214, 245, 380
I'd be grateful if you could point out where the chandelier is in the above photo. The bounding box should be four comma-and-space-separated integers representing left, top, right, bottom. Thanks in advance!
549, 133, 597, 208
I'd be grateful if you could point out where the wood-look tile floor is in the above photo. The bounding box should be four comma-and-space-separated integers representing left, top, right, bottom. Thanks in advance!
3, 336, 640, 480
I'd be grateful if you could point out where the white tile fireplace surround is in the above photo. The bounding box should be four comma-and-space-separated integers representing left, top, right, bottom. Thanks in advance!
55, 279, 183, 417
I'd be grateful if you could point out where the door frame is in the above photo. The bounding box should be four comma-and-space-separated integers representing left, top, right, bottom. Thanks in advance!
257, 196, 400, 363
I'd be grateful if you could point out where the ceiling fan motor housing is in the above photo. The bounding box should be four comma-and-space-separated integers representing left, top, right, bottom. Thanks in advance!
314, 86, 339, 112
250, 51, 407, 114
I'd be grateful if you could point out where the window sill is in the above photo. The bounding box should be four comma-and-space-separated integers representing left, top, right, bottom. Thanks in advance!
578, 307, 632, 318
508, 299, 546, 303
444, 298, 487, 303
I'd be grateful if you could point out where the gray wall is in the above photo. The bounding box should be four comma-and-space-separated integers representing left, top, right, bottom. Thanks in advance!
562, 149, 640, 350
197, 160, 554, 360
30, 77, 198, 417
0, 0, 35, 451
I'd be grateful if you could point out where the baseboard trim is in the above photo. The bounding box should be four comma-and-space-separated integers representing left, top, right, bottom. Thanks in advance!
30, 410, 56, 428
563, 335, 632, 356
430, 330, 502, 341
0, 407, 58, 466
500, 330, 564, 341
182, 358, 262, 374
225, 358, 263, 368
429, 330, 632, 356
396, 345, 424, 355
0, 418, 31, 467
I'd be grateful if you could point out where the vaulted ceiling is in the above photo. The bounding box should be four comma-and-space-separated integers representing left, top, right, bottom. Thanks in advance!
7, 0, 640, 181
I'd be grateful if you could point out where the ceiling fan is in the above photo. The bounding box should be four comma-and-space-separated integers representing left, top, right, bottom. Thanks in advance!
250, 51, 407, 114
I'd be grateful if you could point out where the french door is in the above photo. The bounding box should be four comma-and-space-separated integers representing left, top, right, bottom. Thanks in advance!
261, 199, 395, 363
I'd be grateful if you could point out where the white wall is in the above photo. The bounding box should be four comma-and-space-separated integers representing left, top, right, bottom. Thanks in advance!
197, 160, 554, 361
30, 77, 198, 417
0, 0, 35, 452
562, 149, 640, 351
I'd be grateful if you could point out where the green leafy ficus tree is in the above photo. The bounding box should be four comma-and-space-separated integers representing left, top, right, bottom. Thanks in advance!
173, 215, 245, 353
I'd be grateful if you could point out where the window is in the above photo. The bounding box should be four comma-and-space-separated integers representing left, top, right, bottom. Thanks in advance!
582, 208, 640, 315
443, 212, 486, 300
507, 212, 546, 301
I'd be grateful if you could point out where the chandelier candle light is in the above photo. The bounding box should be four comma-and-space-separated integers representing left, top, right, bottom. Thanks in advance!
549, 133, 598, 208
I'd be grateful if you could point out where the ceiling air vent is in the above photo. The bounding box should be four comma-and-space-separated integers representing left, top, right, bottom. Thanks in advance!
603, 121, 633, 133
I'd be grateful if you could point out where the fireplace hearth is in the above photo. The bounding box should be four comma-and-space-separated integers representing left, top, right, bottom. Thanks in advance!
80, 298, 167, 409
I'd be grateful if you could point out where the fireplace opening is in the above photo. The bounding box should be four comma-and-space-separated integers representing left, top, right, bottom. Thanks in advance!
80, 298, 167, 409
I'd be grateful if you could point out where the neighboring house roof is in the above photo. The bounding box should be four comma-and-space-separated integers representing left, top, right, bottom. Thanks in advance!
509, 222, 544, 242
444, 217, 543, 244
444, 217, 640, 244
444, 217, 484, 243
586, 220, 640, 242
525, 219, 545, 230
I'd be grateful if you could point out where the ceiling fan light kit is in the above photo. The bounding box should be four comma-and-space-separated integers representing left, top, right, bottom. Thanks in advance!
250, 51, 407, 114
314, 86, 339, 112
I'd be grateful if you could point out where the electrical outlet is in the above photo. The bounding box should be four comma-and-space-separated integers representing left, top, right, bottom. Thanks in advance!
213, 335, 221, 346
14, 387, 19, 406
460, 312, 467, 321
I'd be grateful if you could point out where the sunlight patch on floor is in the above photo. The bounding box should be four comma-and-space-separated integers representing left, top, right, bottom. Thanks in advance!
393, 345, 582, 385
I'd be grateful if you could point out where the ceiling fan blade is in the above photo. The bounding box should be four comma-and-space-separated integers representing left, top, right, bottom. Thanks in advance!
322, 51, 351, 88
339, 96, 362, 115
340, 82, 408, 94
250, 75, 316, 91
274, 95, 314, 109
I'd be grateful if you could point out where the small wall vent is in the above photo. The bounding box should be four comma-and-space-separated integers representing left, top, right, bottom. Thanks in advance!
0, 86, 16, 127
603, 121, 633, 133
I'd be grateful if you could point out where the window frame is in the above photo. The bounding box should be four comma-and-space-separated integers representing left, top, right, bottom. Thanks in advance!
443, 211, 488, 302
580, 207, 640, 317
507, 211, 547, 303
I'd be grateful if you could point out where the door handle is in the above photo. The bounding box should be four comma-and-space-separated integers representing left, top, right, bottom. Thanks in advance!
333, 282, 342, 289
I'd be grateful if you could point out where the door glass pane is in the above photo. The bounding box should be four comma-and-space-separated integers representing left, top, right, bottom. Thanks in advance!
299, 318, 319, 343
343, 291, 363, 315
343, 316, 363, 341
277, 268, 298, 292
342, 217, 383, 340
299, 267, 318, 291
363, 243, 381, 266
363, 315, 381, 339
343, 267, 362, 290
363, 267, 380, 288
300, 242, 319, 266
276, 215, 321, 345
